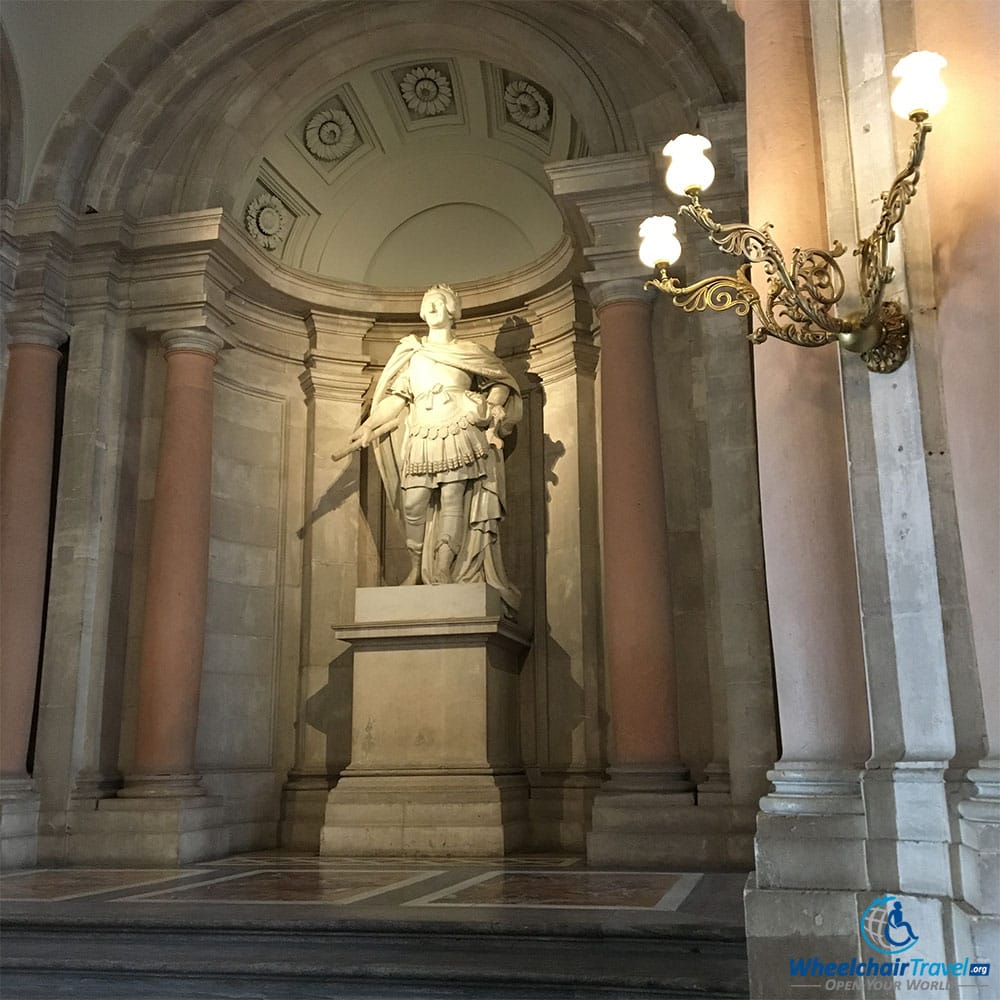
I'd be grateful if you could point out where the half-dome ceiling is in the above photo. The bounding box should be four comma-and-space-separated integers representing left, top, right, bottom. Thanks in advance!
243, 54, 583, 287
3, 1, 745, 296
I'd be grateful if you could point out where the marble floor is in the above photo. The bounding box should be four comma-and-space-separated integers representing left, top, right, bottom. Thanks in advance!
0, 851, 747, 925
2, 854, 751, 998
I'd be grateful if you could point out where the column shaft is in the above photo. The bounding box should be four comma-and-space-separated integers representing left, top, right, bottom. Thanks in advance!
739, 0, 869, 769
0, 340, 63, 778
598, 295, 686, 784
128, 340, 219, 787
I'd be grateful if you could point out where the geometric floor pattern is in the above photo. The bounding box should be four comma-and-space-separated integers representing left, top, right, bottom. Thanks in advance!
1, 853, 751, 999
0, 851, 747, 924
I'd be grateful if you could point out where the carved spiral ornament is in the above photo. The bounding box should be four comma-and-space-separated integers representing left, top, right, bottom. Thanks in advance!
399, 66, 453, 116
503, 80, 550, 132
245, 193, 289, 250
304, 108, 357, 160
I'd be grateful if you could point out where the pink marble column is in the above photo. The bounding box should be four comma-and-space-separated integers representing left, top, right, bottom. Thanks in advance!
0, 325, 66, 781
122, 329, 223, 796
737, 0, 869, 779
595, 284, 692, 794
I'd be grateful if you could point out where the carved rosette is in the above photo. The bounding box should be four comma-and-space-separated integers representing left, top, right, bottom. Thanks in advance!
304, 108, 358, 161
399, 66, 453, 116
245, 193, 290, 250
503, 80, 550, 132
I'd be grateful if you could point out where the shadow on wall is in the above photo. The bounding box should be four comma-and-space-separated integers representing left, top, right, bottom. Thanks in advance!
297, 462, 358, 540
304, 647, 354, 777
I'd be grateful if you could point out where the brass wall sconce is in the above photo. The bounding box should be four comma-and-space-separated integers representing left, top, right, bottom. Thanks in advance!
639, 51, 947, 373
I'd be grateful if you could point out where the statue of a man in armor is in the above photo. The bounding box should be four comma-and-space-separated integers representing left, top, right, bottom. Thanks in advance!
348, 284, 522, 609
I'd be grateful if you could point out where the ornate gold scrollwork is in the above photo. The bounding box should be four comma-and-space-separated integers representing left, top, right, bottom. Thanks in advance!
651, 119, 933, 372
860, 301, 910, 374
645, 263, 758, 317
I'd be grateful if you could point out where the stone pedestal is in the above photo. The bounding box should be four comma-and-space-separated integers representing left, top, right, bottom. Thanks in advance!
321, 584, 531, 857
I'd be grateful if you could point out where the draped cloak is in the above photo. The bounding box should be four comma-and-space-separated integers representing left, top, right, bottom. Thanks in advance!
370, 334, 523, 611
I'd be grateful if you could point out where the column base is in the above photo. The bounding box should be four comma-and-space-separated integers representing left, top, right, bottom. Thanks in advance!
67, 793, 228, 866
321, 770, 529, 857
587, 766, 754, 869
118, 772, 208, 797
862, 762, 952, 896
756, 765, 867, 889
0, 777, 40, 870
697, 763, 732, 806
958, 765, 1000, 915
279, 771, 330, 852
603, 764, 696, 795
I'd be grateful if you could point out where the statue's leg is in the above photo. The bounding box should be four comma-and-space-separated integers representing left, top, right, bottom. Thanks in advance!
402, 485, 432, 585
435, 480, 466, 580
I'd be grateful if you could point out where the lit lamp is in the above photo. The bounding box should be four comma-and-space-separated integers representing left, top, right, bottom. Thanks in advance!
642, 51, 947, 373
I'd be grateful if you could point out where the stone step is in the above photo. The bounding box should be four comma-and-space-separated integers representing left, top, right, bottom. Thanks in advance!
1, 914, 749, 998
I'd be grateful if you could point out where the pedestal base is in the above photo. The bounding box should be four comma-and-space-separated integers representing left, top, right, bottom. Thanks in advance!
321, 584, 530, 857
0, 779, 40, 870
67, 794, 228, 866
323, 771, 528, 856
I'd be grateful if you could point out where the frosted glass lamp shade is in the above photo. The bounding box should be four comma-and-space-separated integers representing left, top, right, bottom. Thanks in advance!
891, 51, 947, 120
638, 216, 682, 268
662, 134, 715, 195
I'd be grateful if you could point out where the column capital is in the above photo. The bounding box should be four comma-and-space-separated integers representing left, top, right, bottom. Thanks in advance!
587, 277, 655, 312
160, 328, 225, 358
4, 317, 68, 351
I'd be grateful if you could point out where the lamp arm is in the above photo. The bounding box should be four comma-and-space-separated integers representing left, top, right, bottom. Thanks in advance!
853, 119, 932, 326
646, 263, 759, 319
678, 196, 851, 342
644, 264, 834, 350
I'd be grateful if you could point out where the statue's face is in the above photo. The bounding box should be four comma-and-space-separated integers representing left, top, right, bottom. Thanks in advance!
421, 291, 451, 329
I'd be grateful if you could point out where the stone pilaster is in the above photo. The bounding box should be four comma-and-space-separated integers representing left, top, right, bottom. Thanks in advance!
828, 0, 997, 980
280, 312, 371, 850
675, 105, 779, 814
0, 317, 67, 869
524, 282, 604, 850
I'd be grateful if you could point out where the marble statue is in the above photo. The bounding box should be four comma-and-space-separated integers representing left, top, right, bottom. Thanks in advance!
347, 284, 522, 608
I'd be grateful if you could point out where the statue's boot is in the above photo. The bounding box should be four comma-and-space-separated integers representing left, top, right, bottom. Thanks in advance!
402, 540, 422, 585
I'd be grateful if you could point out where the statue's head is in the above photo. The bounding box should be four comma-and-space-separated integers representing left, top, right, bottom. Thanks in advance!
420, 283, 462, 324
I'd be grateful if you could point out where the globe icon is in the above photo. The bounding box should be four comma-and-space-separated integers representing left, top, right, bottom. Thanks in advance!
861, 895, 919, 954
862, 900, 893, 951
